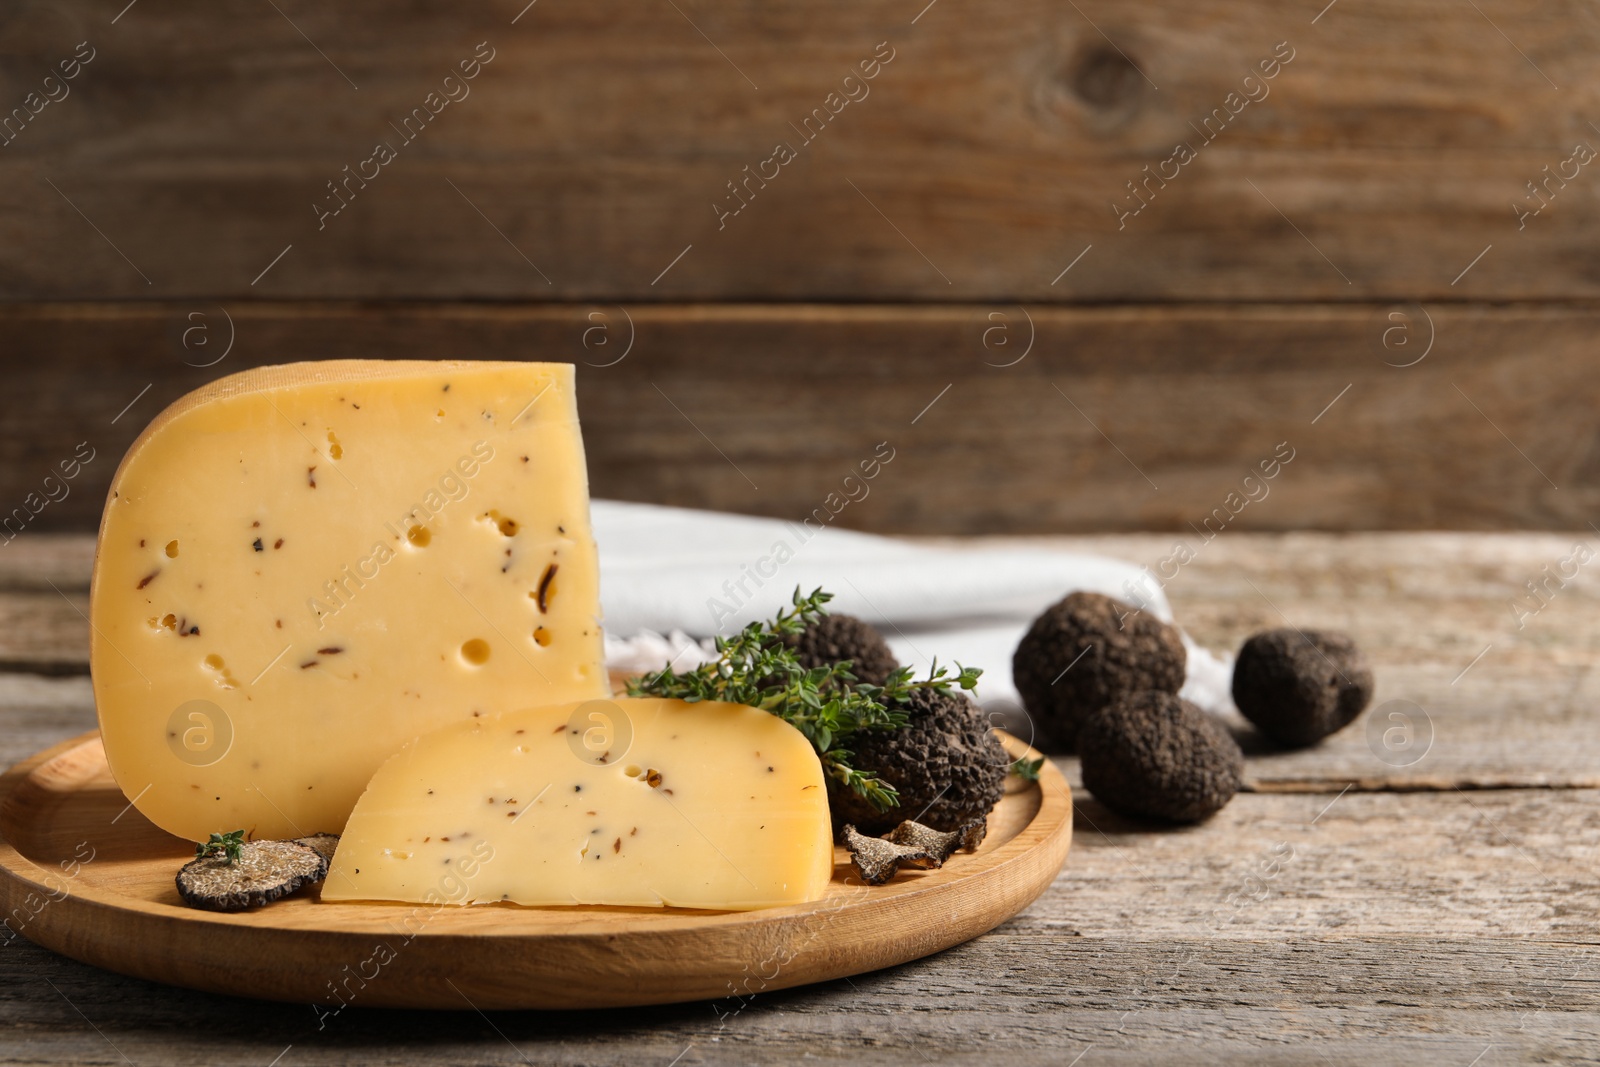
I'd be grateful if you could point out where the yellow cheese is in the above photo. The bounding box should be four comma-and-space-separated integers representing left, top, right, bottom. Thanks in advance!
322, 697, 835, 910
91, 360, 605, 843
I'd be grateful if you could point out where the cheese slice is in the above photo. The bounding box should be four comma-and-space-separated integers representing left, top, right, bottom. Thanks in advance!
322, 697, 835, 910
91, 360, 605, 843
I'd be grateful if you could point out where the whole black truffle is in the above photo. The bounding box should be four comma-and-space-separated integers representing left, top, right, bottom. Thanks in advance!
1012, 592, 1186, 752
1079, 691, 1243, 823
827, 687, 1009, 837
785, 613, 900, 687
1231, 628, 1374, 747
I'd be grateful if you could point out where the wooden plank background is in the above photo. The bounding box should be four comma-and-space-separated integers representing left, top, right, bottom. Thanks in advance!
2, 302, 1598, 535
1, 1, 1599, 533
0, 0, 1597, 302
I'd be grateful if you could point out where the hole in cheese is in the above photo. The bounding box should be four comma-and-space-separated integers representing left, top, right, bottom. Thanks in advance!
533, 626, 551, 647
407, 525, 432, 548
460, 638, 491, 666
201, 653, 239, 689
483, 510, 519, 537
326, 430, 343, 459
165, 540, 179, 558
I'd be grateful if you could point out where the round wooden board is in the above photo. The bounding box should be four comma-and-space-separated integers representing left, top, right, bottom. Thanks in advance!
0, 730, 1070, 1010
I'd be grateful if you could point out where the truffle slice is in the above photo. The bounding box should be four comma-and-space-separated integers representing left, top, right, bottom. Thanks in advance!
293, 833, 341, 864
827, 687, 1009, 837
176, 840, 328, 912
1079, 691, 1243, 823
842, 819, 984, 885
1231, 628, 1374, 747
784, 613, 900, 687
885, 817, 987, 863
1012, 592, 1186, 752
842, 825, 938, 885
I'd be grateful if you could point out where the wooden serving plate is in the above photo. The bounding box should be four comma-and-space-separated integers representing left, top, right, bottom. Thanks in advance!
0, 730, 1070, 1010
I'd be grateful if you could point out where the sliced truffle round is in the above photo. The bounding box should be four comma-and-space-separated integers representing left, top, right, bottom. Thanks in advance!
1231, 628, 1374, 747
1079, 690, 1243, 823
827, 687, 1009, 837
293, 833, 341, 864
176, 840, 328, 912
1012, 591, 1186, 752
784, 613, 900, 687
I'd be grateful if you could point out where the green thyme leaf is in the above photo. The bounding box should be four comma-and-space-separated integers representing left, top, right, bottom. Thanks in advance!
1010, 757, 1046, 782
195, 829, 246, 865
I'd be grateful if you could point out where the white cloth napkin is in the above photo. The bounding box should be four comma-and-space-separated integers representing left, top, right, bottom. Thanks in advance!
592, 500, 1233, 721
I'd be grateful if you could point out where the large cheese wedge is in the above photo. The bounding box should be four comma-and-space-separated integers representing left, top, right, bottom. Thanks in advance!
323, 697, 835, 910
91, 360, 605, 843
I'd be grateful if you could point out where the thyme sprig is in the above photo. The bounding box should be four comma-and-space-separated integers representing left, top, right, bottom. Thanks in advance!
195, 830, 246, 865
627, 587, 980, 812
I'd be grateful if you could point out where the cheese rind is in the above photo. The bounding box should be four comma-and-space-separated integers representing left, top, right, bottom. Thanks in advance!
91, 360, 605, 843
322, 697, 835, 911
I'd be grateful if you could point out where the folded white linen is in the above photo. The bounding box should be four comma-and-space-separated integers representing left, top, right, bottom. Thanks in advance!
592, 500, 1233, 719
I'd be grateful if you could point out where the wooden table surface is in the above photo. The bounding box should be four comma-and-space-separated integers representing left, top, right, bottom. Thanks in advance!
1, 532, 1595, 1065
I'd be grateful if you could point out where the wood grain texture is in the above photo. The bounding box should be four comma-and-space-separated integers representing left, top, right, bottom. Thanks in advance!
0, 731, 1070, 1010
0, 792, 1594, 1063
0, 675, 92, 770
1, 1, 1598, 302
5, 936, 1594, 1066
0, 532, 1596, 1061
0, 593, 86, 677
6, 302, 1600, 535
0, 538, 92, 593
1003, 532, 1600, 792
